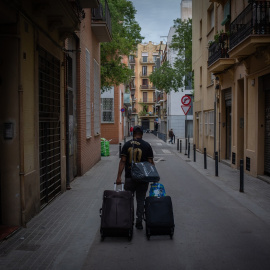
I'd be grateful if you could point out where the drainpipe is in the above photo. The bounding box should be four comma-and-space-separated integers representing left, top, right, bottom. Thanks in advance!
18, 36, 26, 227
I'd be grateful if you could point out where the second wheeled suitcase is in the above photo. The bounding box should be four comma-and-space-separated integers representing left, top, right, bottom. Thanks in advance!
144, 196, 175, 240
100, 183, 134, 241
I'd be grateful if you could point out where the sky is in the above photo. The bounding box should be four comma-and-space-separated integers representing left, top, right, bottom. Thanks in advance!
131, 0, 181, 44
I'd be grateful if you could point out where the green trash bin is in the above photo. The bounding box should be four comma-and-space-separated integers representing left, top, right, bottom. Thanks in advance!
101, 138, 110, 156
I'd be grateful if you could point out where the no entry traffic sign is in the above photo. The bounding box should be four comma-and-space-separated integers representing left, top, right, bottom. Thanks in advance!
181, 95, 191, 106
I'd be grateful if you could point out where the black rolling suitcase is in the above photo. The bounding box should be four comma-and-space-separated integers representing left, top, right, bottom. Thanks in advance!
100, 183, 134, 241
144, 196, 175, 240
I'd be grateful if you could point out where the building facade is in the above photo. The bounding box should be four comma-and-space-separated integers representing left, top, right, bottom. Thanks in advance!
192, 0, 270, 178
0, 0, 111, 228
131, 41, 166, 132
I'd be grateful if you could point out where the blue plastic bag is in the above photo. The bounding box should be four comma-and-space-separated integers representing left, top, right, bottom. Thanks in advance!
149, 183, 166, 197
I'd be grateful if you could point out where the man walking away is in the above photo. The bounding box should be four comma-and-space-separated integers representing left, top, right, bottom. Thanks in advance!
116, 126, 155, 230
130, 126, 133, 137
169, 129, 174, 144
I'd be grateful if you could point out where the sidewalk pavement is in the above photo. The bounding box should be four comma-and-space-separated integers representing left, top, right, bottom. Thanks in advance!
167, 136, 270, 225
0, 134, 270, 269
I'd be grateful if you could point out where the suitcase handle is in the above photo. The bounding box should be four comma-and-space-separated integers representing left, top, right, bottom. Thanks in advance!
114, 182, 124, 191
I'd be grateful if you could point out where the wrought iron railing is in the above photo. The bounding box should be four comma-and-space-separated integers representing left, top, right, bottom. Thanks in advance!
92, 0, 112, 36
208, 38, 229, 66
230, 1, 270, 50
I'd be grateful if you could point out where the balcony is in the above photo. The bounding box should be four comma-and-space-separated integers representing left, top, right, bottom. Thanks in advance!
129, 58, 135, 65
91, 0, 112, 42
139, 99, 156, 104
140, 72, 149, 77
139, 113, 157, 118
32, 0, 84, 39
140, 85, 155, 90
229, 1, 270, 59
208, 34, 236, 73
139, 58, 155, 64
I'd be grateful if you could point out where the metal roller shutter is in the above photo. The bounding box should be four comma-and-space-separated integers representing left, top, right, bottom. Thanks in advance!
39, 48, 61, 208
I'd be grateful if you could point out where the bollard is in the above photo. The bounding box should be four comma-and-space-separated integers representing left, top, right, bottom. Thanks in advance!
215, 151, 218, 176
193, 144, 196, 162
240, 159, 244, 192
180, 140, 182, 153
119, 143, 122, 158
204, 148, 207, 169
174, 135, 175, 144
124, 137, 126, 143
185, 139, 187, 155
188, 142, 190, 158
177, 139, 179, 151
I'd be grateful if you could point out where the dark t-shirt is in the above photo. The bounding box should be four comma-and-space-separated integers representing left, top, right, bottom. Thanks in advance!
121, 138, 154, 178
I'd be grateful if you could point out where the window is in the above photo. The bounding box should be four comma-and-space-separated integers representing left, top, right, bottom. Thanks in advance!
142, 66, 147, 76
142, 79, 148, 86
101, 98, 114, 122
208, 5, 214, 32
94, 59, 100, 135
204, 112, 208, 136
221, 1, 231, 26
207, 72, 215, 85
143, 92, 148, 103
152, 66, 156, 72
142, 56, 148, 63
86, 49, 91, 138
153, 55, 157, 62
209, 111, 214, 136
129, 55, 135, 62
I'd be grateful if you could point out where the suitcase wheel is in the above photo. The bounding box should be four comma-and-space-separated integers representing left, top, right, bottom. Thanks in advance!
146, 228, 151, 240
100, 229, 105, 241
170, 228, 174, 239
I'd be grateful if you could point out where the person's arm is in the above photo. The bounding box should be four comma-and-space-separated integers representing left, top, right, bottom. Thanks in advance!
148, 157, 155, 165
147, 144, 155, 165
116, 156, 126, 184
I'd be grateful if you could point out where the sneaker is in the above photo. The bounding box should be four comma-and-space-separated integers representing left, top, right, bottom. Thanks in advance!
135, 222, 143, 230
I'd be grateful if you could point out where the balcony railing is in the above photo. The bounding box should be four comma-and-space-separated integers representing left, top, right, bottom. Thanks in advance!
139, 99, 156, 103
140, 72, 149, 77
230, 1, 270, 50
140, 85, 155, 90
91, 0, 112, 42
208, 38, 229, 67
140, 58, 155, 64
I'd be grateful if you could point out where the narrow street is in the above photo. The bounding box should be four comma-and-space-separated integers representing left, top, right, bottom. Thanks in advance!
1, 134, 270, 270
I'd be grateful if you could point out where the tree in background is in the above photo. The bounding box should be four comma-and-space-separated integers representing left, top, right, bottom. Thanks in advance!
100, 0, 143, 91
149, 18, 192, 93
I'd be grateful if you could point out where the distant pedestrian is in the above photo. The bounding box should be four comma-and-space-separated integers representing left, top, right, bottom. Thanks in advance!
116, 125, 155, 230
169, 129, 174, 144
130, 126, 133, 137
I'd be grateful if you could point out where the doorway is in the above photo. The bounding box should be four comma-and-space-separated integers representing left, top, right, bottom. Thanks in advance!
224, 89, 232, 160
264, 74, 270, 175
